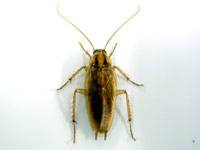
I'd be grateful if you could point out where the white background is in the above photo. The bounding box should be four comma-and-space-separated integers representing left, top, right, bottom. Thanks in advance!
0, 0, 200, 150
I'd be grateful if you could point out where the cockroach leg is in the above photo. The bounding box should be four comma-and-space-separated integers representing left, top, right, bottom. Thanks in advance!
72, 119, 76, 143
72, 88, 87, 143
79, 42, 92, 59
113, 66, 143, 86
95, 131, 98, 140
56, 66, 87, 91
116, 89, 136, 141
109, 43, 118, 58
104, 131, 108, 140
129, 122, 136, 141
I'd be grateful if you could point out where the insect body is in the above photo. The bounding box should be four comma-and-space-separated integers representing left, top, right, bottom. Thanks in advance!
56, 3, 143, 143
86, 49, 116, 140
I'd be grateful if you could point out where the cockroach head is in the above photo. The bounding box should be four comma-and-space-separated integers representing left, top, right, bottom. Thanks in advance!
91, 49, 110, 66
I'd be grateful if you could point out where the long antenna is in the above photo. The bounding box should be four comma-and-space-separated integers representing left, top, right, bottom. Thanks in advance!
57, 2, 95, 50
104, 5, 140, 49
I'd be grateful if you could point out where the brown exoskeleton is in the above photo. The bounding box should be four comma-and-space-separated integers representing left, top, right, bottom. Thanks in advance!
56, 2, 143, 143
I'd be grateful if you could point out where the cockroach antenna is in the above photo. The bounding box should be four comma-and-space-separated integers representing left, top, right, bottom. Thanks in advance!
104, 5, 140, 49
57, 2, 95, 50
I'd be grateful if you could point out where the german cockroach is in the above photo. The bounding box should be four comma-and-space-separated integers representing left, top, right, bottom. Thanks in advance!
56, 2, 143, 143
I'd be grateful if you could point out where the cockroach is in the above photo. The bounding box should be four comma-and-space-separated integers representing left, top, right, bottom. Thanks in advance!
56, 2, 143, 143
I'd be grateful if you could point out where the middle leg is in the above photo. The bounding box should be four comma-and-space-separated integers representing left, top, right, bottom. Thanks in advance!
56, 66, 87, 90
113, 66, 143, 86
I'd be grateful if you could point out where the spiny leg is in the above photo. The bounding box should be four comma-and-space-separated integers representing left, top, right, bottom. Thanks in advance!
116, 89, 136, 141
95, 131, 98, 140
79, 42, 92, 59
56, 66, 87, 90
72, 88, 87, 143
109, 43, 118, 58
104, 131, 108, 140
113, 66, 143, 86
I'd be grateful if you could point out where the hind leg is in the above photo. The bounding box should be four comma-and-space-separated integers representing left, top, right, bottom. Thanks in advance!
116, 89, 136, 141
95, 131, 98, 140
94, 131, 107, 141
104, 131, 108, 140
72, 88, 87, 143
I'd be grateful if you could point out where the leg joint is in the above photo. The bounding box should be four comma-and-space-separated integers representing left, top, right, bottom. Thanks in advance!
72, 119, 77, 123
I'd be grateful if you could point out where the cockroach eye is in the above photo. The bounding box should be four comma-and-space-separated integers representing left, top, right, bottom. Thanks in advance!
93, 49, 98, 54
102, 50, 107, 53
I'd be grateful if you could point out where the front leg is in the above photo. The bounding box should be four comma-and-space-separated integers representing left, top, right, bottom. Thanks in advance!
56, 66, 87, 90
113, 66, 143, 86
